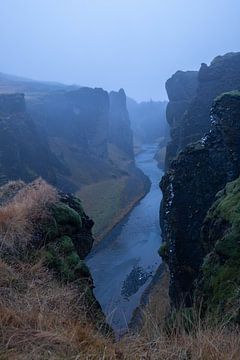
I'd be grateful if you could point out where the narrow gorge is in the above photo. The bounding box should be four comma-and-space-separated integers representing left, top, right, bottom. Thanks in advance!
1, 12, 240, 356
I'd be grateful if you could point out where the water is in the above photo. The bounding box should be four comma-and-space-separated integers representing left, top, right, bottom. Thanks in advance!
86, 144, 164, 334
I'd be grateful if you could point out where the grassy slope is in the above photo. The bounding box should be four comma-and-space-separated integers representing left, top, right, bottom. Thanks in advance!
78, 144, 149, 241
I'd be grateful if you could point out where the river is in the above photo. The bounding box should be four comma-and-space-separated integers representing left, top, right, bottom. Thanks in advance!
86, 144, 164, 334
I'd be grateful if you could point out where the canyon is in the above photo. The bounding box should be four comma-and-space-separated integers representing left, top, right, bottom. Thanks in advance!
1, 51, 240, 358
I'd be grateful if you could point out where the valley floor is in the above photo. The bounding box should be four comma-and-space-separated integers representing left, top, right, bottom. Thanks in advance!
78, 172, 149, 242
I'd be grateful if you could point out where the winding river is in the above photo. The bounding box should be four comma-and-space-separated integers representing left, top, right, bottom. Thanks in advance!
86, 144, 163, 334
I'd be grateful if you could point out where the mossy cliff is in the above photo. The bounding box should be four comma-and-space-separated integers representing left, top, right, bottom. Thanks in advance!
196, 176, 240, 321
160, 91, 240, 306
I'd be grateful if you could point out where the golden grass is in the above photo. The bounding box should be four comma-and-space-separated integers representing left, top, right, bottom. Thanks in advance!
0, 178, 58, 249
119, 290, 240, 360
119, 309, 240, 359
1, 257, 240, 360
0, 259, 117, 360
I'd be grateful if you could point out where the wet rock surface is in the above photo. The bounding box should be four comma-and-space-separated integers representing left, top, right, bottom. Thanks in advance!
160, 91, 240, 305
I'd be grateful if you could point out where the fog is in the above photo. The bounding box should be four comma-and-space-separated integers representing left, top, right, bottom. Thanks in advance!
0, 0, 239, 101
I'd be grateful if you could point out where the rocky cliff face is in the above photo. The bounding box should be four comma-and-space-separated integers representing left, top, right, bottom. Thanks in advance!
28, 87, 110, 159
25, 85, 148, 240
160, 91, 240, 305
165, 52, 240, 170
165, 71, 198, 168
27, 87, 138, 191
0, 93, 59, 186
109, 89, 134, 158
180, 53, 240, 150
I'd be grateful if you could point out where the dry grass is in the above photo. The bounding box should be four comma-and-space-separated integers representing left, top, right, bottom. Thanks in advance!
1, 258, 240, 360
0, 259, 117, 360
119, 301, 240, 359
120, 325, 240, 359
0, 178, 58, 250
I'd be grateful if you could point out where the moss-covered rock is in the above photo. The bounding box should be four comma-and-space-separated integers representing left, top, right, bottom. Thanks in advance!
196, 176, 240, 322
159, 242, 169, 262
44, 235, 90, 282
52, 202, 82, 228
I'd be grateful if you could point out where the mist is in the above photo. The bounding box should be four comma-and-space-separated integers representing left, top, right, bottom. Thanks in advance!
0, 0, 239, 101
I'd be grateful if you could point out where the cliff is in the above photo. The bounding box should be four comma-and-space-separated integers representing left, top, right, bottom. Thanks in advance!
165, 52, 240, 170
181, 53, 240, 150
109, 89, 134, 158
160, 91, 240, 305
25, 85, 149, 240
0, 93, 61, 186
165, 70, 198, 168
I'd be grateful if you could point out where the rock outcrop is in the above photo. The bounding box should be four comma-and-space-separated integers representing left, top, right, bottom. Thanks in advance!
0, 93, 60, 186
109, 89, 134, 158
181, 53, 240, 149
27, 87, 141, 190
165, 71, 198, 168
165, 52, 240, 169
160, 91, 240, 305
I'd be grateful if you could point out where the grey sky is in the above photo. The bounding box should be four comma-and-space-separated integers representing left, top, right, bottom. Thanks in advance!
0, 0, 239, 101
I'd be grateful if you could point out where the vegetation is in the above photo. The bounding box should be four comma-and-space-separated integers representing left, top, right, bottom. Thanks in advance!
0, 179, 113, 359
198, 177, 240, 320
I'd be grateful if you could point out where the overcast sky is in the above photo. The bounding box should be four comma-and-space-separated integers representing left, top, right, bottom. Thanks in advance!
0, 0, 239, 101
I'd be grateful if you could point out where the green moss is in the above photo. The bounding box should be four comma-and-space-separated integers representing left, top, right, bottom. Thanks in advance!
70, 197, 85, 216
58, 235, 75, 253
52, 202, 82, 229
42, 217, 59, 241
215, 90, 240, 102
199, 177, 240, 320
159, 242, 169, 261
44, 235, 89, 282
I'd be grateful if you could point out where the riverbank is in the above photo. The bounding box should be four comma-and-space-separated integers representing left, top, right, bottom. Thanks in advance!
79, 170, 150, 243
